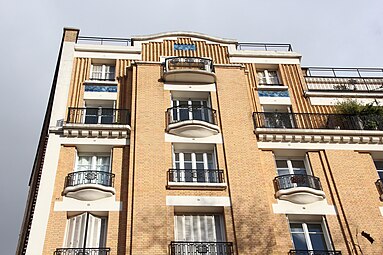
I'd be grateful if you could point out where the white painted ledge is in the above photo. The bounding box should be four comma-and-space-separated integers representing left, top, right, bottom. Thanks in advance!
272, 199, 336, 215
54, 196, 121, 211
167, 182, 227, 190
166, 196, 231, 207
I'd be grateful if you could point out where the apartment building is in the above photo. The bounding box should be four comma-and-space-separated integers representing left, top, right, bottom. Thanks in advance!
16, 28, 383, 255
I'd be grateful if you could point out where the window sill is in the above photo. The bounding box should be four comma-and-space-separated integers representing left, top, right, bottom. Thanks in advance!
167, 182, 227, 190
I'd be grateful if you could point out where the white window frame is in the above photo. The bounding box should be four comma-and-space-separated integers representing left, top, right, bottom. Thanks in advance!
63, 213, 108, 249
83, 100, 116, 124
172, 148, 217, 183
75, 153, 112, 173
275, 157, 312, 176
288, 218, 333, 252
90, 64, 116, 80
171, 99, 211, 122
257, 69, 280, 85
174, 214, 225, 242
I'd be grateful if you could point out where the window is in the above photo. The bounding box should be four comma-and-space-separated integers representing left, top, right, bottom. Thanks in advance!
64, 213, 107, 249
174, 214, 225, 242
289, 221, 332, 252
276, 159, 309, 176
257, 70, 280, 85
77, 154, 111, 172
262, 106, 294, 128
90, 64, 115, 81
171, 99, 213, 123
85, 107, 115, 124
374, 161, 383, 179
172, 150, 219, 183
84, 100, 116, 124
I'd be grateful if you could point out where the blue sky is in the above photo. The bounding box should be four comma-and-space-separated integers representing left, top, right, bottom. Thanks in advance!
0, 0, 382, 253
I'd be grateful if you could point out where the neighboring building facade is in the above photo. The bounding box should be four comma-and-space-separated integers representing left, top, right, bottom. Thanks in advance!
16, 28, 383, 255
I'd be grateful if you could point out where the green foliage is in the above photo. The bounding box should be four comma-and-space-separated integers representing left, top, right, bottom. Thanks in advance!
336, 100, 383, 115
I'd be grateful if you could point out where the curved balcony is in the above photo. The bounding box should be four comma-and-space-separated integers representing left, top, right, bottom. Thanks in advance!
167, 169, 226, 189
166, 106, 219, 138
63, 170, 115, 201
163, 57, 216, 83
170, 242, 233, 255
274, 174, 326, 204
54, 248, 111, 255
375, 179, 383, 200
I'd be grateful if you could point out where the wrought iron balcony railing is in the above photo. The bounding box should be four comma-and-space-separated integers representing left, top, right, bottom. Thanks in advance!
168, 169, 224, 184
170, 242, 233, 255
253, 112, 383, 131
65, 171, 115, 188
164, 57, 214, 73
304, 67, 383, 93
77, 35, 131, 46
289, 250, 341, 255
375, 179, 383, 199
274, 174, 322, 192
54, 248, 111, 255
167, 106, 217, 125
237, 43, 293, 52
67, 108, 130, 125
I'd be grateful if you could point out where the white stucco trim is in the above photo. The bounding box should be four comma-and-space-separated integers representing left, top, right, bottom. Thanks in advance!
379, 207, 383, 216
54, 196, 122, 211
230, 56, 300, 65
257, 141, 383, 151
305, 91, 383, 99
83, 91, 117, 100
272, 199, 337, 215
26, 39, 77, 255
165, 133, 223, 144
164, 83, 216, 92
166, 196, 231, 206
60, 137, 130, 146
25, 134, 61, 255
49, 42, 76, 127
309, 97, 383, 106
259, 96, 292, 105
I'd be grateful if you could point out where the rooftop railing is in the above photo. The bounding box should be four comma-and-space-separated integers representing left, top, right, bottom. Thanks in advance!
170, 242, 234, 255
274, 174, 322, 192
77, 36, 132, 46
237, 43, 293, 52
67, 108, 130, 125
54, 248, 111, 255
253, 112, 383, 131
304, 67, 383, 92
65, 170, 115, 188
288, 250, 341, 255
168, 169, 224, 184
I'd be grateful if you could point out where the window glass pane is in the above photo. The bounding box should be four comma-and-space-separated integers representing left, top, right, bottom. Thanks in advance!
257, 71, 267, 84
307, 224, 323, 233
184, 153, 192, 162
196, 153, 204, 162
207, 153, 214, 169
276, 160, 289, 176
85, 108, 99, 124
291, 160, 307, 175
276, 160, 288, 168
290, 223, 304, 233
310, 233, 327, 250
77, 156, 92, 171
96, 156, 110, 172
291, 233, 308, 250
268, 71, 279, 84
374, 161, 383, 170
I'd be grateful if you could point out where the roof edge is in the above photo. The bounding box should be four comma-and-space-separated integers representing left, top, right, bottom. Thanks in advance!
131, 31, 237, 44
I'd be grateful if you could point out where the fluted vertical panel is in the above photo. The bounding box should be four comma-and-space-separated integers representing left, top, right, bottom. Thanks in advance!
67, 58, 90, 108
141, 38, 230, 64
